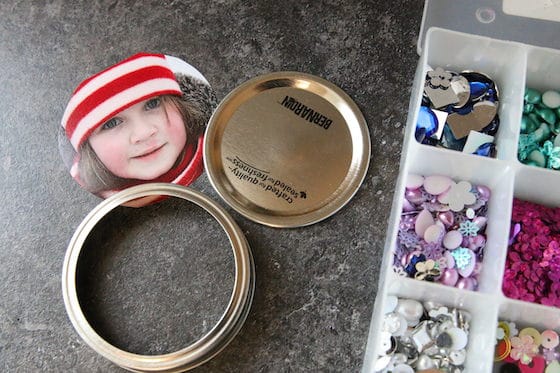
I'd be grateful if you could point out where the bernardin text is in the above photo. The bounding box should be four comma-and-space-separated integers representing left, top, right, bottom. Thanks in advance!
279, 95, 332, 129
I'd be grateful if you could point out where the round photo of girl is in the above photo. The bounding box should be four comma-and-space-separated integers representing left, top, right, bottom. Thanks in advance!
59, 53, 218, 206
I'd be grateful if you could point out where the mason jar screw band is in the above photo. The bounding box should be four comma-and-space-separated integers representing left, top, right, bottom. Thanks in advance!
61, 183, 255, 372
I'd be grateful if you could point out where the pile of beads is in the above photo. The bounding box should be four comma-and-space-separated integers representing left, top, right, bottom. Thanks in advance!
375, 296, 471, 373
416, 67, 500, 157
503, 198, 560, 306
518, 88, 560, 169
394, 174, 490, 291
494, 320, 560, 373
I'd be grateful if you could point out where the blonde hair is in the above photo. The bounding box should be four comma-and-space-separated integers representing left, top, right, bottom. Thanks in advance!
77, 94, 206, 194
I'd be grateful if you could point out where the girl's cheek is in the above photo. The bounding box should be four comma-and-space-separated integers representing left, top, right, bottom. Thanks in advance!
90, 137, 127, 165
167, 109, 187, 139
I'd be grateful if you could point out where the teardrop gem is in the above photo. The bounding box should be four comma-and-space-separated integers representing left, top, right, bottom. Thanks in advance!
520, 114, 538, 134
415, 209, 434, 237
469, 81, 489, 100
534, 106, 557, 125
473, 142, 495, 157
528, 149, 546, 168
416, 106, 438, 139
524, 87, 542, 104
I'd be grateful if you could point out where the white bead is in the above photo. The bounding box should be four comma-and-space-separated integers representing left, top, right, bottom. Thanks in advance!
395, 299, 424, 322
416, 354, 436, 370
449, 349, 467, 365
543, 90, 560, 109
447, 327, 468, 350
392, 364, 414, 373
373, 355, 391, 371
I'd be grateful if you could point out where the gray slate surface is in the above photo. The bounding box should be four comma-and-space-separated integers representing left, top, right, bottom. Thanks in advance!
0, 1, 423, 371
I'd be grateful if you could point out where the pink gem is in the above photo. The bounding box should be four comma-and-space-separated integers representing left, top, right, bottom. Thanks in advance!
423, 175, 453, 195
415, 209, 434, 237
437, 211, 454, 227
456, 277, 475, 291
440, 268, 459, 286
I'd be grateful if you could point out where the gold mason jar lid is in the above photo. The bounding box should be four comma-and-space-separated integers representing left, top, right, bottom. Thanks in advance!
204, 71, 371, 228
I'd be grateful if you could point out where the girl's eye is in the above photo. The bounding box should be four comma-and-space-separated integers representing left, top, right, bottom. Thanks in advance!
145, 97, 161, 110
101, 117, 122, 130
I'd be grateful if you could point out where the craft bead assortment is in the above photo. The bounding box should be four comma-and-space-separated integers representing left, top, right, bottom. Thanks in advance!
375, 296, 471, 373
518, 88, 560, 170
363, 28, 560, 373
493, 321, 560, 373
394, 174, 489, 291
417, 68, 499, 157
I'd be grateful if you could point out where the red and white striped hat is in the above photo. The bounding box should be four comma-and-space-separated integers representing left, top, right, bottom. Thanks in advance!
61, 52, 182, 150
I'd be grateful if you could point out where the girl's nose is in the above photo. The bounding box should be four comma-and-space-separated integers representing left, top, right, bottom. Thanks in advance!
130, 117, 158, 143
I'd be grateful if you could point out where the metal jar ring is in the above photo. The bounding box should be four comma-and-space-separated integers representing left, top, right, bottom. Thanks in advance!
61, 183, 255, 372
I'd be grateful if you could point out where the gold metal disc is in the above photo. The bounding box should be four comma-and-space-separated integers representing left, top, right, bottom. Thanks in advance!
204, 72, 370, 227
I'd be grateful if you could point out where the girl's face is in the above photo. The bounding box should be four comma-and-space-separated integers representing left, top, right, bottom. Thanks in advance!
88, 97, 187, 180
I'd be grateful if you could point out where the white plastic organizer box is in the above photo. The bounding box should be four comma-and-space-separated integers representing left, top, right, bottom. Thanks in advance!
362, 25, 560, 373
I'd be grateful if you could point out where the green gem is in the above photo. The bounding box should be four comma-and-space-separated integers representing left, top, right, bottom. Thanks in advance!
524, 159, 540, 167
528, 149, 546, 167
534, 106, 557, 125
523, 103, 534, 114
518, 133, 538, 161
524, 87, 542, 104
541, 122, 552, 140
520, 114, 538, 134
550, 121, 560, 135
528, 112, 540, 123
532, 123, 550, 142
555, 106, 560, 119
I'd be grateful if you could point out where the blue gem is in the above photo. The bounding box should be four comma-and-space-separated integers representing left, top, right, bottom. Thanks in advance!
472, 142, 495, 157
469, 81, 489, 100
441, 125, 466, 151
416, 106, 438, 140
405, 254, 426, 276
486, 88, 498, 103
481, 115, 500, 136
415, 126, 426, 143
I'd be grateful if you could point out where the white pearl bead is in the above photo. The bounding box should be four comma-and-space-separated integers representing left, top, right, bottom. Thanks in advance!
447, 327, 468, 350
543, 90, 560, 109
395, 299, 424, 322
392, 363, 414, 373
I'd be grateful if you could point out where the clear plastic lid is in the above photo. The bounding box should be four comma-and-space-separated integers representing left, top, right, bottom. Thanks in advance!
418, 0, 560, 54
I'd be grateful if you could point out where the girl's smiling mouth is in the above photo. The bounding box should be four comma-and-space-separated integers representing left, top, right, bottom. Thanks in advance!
133, 144, 166, 159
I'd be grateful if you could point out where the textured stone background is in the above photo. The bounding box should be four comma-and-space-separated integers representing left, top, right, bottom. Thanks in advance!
0, 1, 423, 371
